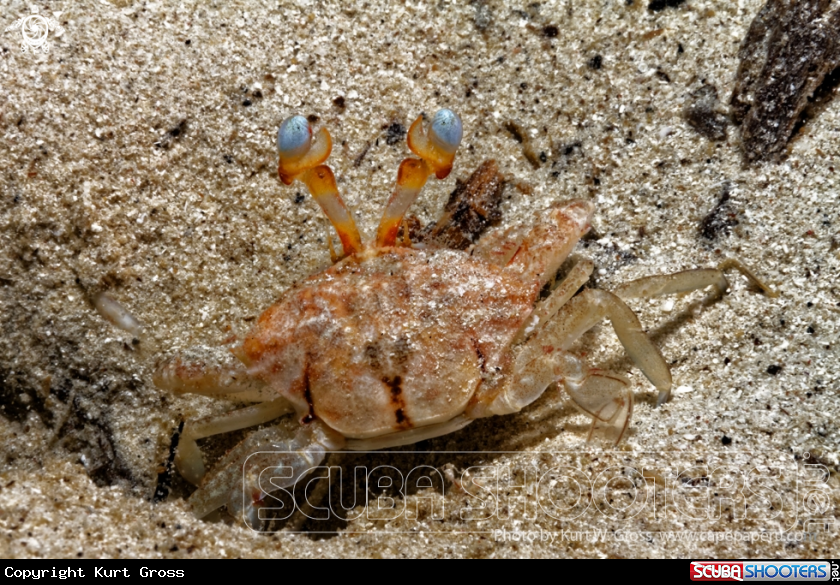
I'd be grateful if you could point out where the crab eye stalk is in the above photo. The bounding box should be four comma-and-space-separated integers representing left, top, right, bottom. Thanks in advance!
276, 115, 333, 185
429, 109, 463, 155
277, 115, 312, 160
376, 109, 463, 248
406, 109, 463, 179
276, 115, 362, 257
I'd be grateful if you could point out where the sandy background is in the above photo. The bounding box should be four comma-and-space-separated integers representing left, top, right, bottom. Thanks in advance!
1, 0, 838, 558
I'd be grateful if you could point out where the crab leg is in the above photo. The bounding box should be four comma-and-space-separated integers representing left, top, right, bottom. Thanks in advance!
175, 397, 296, 486
153, 351, 267, 399
479, 288, 668, 443
376, 110, 463, 247
513, 258, 594, 343
277, 116, 362, 256
479, 257, 775, 440
613, 258, 778, 299
545, 290, 671, 405
476, 345, 634, 444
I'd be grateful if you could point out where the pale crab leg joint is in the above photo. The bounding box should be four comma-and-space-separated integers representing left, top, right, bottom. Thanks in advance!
513, 258, 595, 344
376, 109, 463, 247
175, 397, 295, 486
277, 115, 362, 256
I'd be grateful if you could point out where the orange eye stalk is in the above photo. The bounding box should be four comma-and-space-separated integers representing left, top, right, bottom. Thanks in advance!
277, 116, 362, 257
376, 109, 463, 247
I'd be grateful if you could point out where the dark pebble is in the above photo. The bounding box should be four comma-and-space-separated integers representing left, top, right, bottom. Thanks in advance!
648, 0, 686, 11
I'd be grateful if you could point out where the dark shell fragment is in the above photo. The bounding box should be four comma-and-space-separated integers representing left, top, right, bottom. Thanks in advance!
420, 159, 505, 250
730, 0, 840, 163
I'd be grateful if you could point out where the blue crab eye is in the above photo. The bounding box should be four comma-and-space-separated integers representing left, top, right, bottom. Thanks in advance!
430, 109, 462, 154
277, 115, 312, 159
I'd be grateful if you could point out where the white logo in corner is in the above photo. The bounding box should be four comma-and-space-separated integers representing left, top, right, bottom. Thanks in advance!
6, 7, 64, 53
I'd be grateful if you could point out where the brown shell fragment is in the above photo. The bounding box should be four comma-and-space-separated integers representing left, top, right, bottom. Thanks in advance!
730, 0, 781, 126
420, 159, 505, 250
730, 0, 840, 164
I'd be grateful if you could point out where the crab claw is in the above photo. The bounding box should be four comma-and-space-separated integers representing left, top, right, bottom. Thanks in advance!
187, 421, 343, 528
376, 109, 463, 247
564, 369, 634, 445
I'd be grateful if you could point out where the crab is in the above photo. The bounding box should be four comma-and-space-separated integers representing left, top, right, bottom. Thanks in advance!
153, 109, 775, 524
